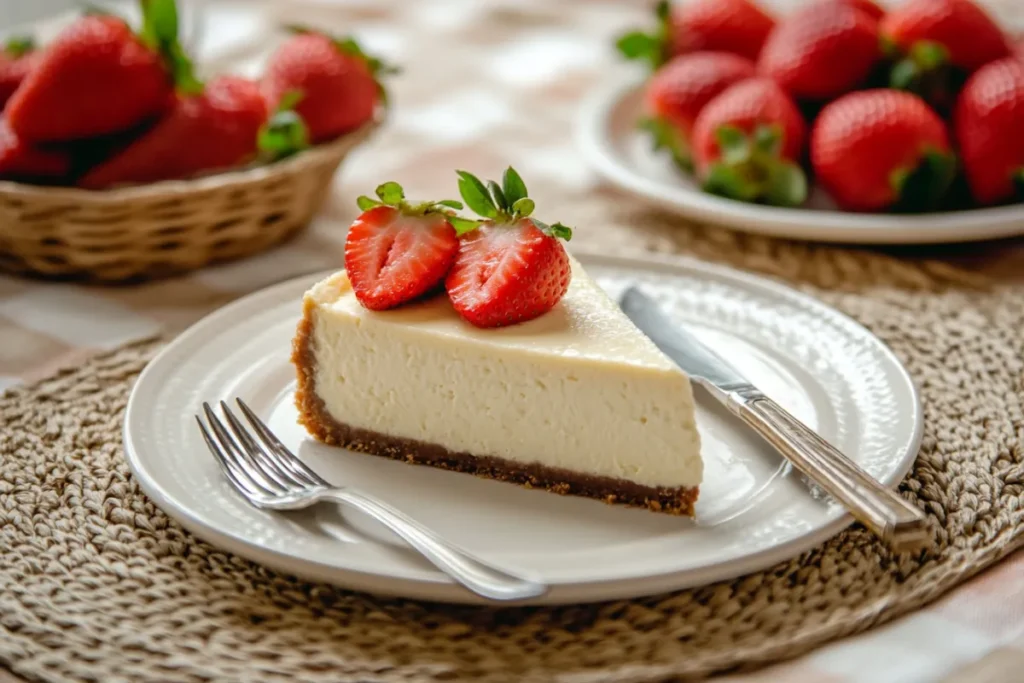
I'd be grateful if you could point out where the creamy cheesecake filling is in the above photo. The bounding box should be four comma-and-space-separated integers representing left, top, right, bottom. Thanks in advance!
302, 267, 702, 490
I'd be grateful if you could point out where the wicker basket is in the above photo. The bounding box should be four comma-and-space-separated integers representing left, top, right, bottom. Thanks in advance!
0, 118, 380, 282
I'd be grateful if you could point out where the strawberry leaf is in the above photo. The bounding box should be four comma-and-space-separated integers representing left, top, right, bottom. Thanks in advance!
139, 0, 202, 94
614, 0, 672, 70
356, 196, 382, 211
910, 40, 948, 70
257, 89, 310, 162
715, 125, 750, 166
638, 117, 692, 171
488, 180, 509, 212
3, 35, 34, 57
703, 164, 760, 202
456, 170, 498, 218
890, 147, 956, 212
531, 219, 573, 241
375, 181, 405, 206
435, 199, 464, 209
764, 161, 808, 207
502, 166, 528, 206
753, 124, 781, 156
449, 216, 482, 236
512, 197, 535, 218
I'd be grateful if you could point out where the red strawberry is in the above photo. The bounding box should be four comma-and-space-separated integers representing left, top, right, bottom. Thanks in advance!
954, 58, 1024, 205
344, 181, 461, 310
0, 37, 39, 108
758, 3, 881, 102
811, 89, 955, 212
262, 28, 393, 143
616, 0, 774, 69
641, 51, 756, 169
79, 75, 267, 189
832, 0, 886, 21
4, 0, 192, 143
0, 119, 70, 182
880, 0, 1011, 110
445, 168, 573, 329
690, 77, 808, 206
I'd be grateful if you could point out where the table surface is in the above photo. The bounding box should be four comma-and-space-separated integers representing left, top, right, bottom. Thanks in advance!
1, 1, 1023, 682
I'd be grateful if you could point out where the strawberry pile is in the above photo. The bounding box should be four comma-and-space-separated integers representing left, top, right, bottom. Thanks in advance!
0, 0, 390, 189
343, 167, 574, 329
619, 0, 1024, 212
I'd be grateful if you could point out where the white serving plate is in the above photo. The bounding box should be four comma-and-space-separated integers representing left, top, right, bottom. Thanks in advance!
123, 249, 922, 605
577, 72, 1024, 245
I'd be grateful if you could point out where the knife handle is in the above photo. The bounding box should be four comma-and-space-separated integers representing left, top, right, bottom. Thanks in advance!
736, 395, 931, 554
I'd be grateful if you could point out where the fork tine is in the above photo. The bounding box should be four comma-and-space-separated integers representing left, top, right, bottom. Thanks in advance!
236, 398, 329, 487
196, 415, 265, 499
202, 403, 281, 496
219, 401, 300, 490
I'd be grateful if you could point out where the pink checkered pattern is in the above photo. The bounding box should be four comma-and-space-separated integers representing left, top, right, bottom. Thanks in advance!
1, 1, 1022, 681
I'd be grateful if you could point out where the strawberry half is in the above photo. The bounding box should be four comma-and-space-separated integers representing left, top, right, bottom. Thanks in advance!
616, 0, 774, 70
691, 77, 808, 207
811, 89, 956, 212
880, 0, 1011, 113
344, 182, 462, 311
954, 58, 1024, 206
445, 167, 573, 329
640, 51, 756, 170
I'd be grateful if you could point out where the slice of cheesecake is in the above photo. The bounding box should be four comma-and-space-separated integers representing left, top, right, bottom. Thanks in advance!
292, 257, 702, 515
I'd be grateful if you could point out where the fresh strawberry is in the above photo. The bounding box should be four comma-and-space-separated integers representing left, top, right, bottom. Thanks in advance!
79, 75, 267, 188
811, 89, 955, 211
832, 0, 885, 21
880, 0, 1011, 111
0, 119, 70, 182
344, 181, 462, 310
4, 0, 195, 143
690, 77, 807, 206
758, 2, 881, 102
445, 167, 573, 329
0, 36, 39, 108
640, 51, 756, 169
954, 58, 1024, 205
262, 27, 394, 143
616, 0, 774, 70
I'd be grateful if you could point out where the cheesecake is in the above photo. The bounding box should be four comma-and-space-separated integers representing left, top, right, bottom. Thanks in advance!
292, 257, 703, 515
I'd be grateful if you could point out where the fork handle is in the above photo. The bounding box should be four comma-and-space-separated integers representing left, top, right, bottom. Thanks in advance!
316, 488, 547, 601
735, 394, 932, 554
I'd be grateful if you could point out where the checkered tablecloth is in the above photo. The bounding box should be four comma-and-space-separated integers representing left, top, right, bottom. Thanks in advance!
1, 1, 1023, 681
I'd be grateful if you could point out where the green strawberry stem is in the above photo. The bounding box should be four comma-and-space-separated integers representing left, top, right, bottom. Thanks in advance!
888, 39, 964, 114
638, 116, 692, 172
257, 90, 311, 163
455, 167, 573, 239
355, 180, 469, 228
3, 36, 34, 57
702, 124, 808, 207
614, 0, 672, 71
889, 147, 957, 212
138, 0, 202, 95
283, 24, 399, 104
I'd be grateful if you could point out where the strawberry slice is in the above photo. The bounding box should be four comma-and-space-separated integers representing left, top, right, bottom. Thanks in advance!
445, 167, 573, 329
344, 181, 462, 311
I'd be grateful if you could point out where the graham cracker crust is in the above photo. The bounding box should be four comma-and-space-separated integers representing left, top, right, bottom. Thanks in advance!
291, 296, 698, 516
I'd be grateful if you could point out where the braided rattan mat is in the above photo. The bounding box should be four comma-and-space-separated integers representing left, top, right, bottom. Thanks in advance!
1, 214, 1023, 683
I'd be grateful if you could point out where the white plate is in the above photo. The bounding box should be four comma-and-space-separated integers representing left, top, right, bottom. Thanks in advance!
577, 73, 1024, 245
123, 250, 922, 605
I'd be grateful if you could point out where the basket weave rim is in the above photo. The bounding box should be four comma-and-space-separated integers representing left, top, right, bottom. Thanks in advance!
0, 115, 382, 203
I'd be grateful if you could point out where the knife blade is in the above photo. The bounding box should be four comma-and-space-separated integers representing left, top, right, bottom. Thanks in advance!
619, 286, 931, 554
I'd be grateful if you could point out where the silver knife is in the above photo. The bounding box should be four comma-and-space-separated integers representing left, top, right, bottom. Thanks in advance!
619, 287, 931, 554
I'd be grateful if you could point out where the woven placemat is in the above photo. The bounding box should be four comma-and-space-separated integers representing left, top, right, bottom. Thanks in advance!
1, 210, 1023, 683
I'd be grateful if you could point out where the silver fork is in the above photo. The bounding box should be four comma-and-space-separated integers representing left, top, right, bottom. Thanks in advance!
195, 398, 547, 601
